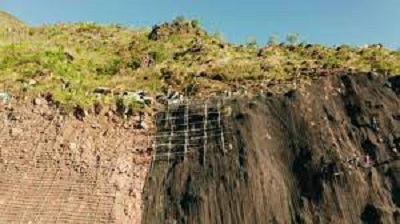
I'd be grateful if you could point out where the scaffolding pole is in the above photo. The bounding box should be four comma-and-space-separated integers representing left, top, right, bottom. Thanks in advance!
168, 104, 172, 167
203, 102, 208, 166
184, 103, 189, 160
218, 102, 225, 153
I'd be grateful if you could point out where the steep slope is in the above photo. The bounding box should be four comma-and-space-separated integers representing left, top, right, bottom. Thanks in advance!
143, 73, 400, 223
0, 11, 25, 27
3, 11, 400, 224
0, 98, 151, 223
0, 10, 27, 42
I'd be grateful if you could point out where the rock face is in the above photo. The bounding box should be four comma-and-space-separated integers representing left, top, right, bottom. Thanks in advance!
143, 73, 400, 224
148, 19, 205, 41
0, 100, 151, 224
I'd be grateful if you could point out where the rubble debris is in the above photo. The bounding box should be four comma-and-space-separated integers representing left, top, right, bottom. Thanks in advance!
33, 98, 43, 105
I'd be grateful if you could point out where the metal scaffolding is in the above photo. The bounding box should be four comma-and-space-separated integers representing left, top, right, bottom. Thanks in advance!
150, 98, 232, 170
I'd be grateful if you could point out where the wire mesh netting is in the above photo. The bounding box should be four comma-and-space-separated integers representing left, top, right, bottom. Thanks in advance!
0, 111, 146, 224
150, 98, 233, 171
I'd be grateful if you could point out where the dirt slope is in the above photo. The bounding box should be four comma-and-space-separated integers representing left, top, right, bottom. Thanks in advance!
143, 73, 400, 224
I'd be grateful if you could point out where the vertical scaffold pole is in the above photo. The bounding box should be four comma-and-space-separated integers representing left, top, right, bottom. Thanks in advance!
168, 104, 172, 167
184, 101, 189, 160
203, 101, 208, 166
150, 109, 160, 173
218, 101, 225, 153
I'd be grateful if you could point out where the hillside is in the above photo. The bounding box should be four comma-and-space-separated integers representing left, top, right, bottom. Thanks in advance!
1, 11, 400, 224
0, 10, 27, 42
1, 11, 400, 110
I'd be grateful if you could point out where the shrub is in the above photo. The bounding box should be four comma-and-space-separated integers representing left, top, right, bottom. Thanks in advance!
267, 34, 279, 46
286, 32, 300, 46
191, 19, 201, 29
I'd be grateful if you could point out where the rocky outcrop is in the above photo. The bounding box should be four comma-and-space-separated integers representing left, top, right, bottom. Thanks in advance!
143, 73, 400, 224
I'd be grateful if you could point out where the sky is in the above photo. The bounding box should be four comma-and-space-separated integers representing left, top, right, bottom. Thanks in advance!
1, 0, 400, 48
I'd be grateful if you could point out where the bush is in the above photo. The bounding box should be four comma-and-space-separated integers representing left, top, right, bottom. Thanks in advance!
191, 20, 201, 29
98, 58, 122, 75
246, 38, 258, 48
150, 46, 169, 63
173, 16, 186, 25
286, 32, 300, 46
267, 34, 279, 46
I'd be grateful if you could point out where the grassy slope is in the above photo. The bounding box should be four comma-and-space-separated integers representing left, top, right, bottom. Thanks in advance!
1, 12, 400, 108
0, 11, 28, 42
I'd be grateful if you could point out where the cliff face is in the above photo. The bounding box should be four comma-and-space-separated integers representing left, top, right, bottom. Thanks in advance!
143, 73, 400, 224
0, 99, 151, 224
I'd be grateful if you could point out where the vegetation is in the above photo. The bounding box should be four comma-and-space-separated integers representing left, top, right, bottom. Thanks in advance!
1, 11, 400, 108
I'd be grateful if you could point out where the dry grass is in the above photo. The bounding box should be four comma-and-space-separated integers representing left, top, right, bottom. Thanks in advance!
1, 12, 400, 108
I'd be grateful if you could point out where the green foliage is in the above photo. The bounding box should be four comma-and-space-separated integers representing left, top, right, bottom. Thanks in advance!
2, 11, 400, 109
102, 58, 123, 75
211, 31, 224, 41
246, 37, 258, 48
173, 16, 186, 25
191, 19, 201, 28
286, 32, 300, 45
150, 45, 170, 63
267, 34, 279, 46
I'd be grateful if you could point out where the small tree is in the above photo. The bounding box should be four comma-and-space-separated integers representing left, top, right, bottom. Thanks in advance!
246, 37, 258, 48
173, 16, 186, 25
191, 19, 201, 28
212, 31, 224, 41
286, 32, 300, 45
267, 34, 279, 46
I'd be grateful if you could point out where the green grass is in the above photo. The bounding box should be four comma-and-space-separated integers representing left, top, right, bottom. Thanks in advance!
1, 11, 400, 108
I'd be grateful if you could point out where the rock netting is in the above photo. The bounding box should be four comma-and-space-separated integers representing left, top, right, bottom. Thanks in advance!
0, 98, 151, 224
143, 73, 400, 224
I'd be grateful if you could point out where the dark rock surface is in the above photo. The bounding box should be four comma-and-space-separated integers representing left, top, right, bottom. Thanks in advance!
143, 73, 400, 224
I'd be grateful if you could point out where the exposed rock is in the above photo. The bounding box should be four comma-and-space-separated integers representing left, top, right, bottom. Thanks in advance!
33, 98, 43, 105
148, 19, 205, 41
69, 142, 77, 151
28, 79, 37, 86
73, 106, 86, 120
10, 128, 22, 137
144, 73, 400, 224
94, 87, 112, 95
0, 92, 10, 103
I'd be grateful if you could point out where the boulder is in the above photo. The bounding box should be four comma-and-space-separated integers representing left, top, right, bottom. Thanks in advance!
94, 87, 112, 95
33, 98, 43, 105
